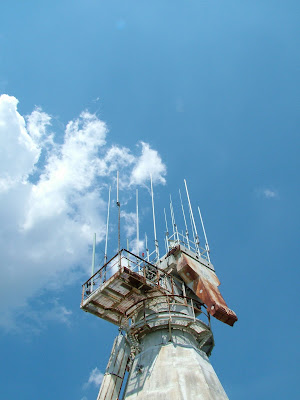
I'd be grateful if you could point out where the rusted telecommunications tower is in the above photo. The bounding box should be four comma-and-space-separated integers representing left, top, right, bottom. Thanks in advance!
81, 178, 237, 400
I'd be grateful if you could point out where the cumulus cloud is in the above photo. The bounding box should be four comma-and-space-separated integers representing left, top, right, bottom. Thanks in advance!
0, 94, 167, 331
0, 95, 40, 190
131, 142, 167, 185
121, 211, 137, 238
26, 106, 51, 143
84, 367, 104, 388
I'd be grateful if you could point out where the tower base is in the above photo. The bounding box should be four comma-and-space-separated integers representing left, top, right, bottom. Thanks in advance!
123, 329, 229, 400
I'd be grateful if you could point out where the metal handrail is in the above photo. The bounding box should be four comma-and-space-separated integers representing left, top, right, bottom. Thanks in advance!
81, 249, 179, 302
125, 294, 211, 329
167, 232, 209, 261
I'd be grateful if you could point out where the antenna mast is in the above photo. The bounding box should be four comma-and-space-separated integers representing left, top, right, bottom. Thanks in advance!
164, 208, 169, 252
91, 232, 96, 291
150, 174, 159, 261
117, 171, 121, 266
179, 189, 190, 250
184, 179, 200, 256
136, 189, 139, 257
170, 195, 179, 244
198, 206, 211, 263
145, 232, 149, 262
104, 186, 111, 265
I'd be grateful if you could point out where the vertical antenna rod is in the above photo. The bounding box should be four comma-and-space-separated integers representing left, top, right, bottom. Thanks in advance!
127, 238, 130, 267
136, 189, 139, 257
184, 179, 200, 255
164, 208, 169, 237
188, 205, 196, 244
104, 186, 111, 265
117, 171, 121, 266
150, 174, 159, 261
198, 206, 211, 263
179, 189, 190, 250
170, 195, 179, 243
170, 196, 175, 237
91, 232, 96, 292
164, 208, 169, 252
145, 232, 149, 262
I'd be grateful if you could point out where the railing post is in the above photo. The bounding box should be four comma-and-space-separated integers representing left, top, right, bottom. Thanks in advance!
182, 282, 187, 305
81, 286, 84, 305
191, 298, 196, 322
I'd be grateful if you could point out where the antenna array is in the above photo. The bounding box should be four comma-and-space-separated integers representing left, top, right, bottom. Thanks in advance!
91, 176, 211, 273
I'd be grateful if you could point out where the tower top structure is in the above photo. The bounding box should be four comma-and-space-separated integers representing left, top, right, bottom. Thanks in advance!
81, 176, 237, 400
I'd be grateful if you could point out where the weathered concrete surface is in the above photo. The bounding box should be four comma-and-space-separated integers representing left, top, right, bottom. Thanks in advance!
97, 333, 130, 400
123, 329, 229, 400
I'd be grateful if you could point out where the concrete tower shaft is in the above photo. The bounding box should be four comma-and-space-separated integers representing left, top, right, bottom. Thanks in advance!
124, 329, 228, 400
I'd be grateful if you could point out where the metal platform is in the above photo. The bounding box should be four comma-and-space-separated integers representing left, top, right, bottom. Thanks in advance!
81, 264, 170, 326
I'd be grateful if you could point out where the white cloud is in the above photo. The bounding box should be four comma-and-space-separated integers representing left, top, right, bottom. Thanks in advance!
0, 94, 167, 331
85, 367, 104, 388
23, 110, 108, 230
131, 142, 167, 185
104, 145, 135, 176
42, 299, 73, 325
263, 189, 278, 199
14, 299, 73, 334
0, 95, 40, 190
122, 211, 137, 238
129, 238, 145, 256
26, 106, 51, 143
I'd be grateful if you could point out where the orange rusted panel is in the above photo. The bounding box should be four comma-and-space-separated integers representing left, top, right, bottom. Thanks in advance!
177, 253, 237, 326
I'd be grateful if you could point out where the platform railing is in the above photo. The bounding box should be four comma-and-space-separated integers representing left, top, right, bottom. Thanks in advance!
82, 249, 178, 303
167, 232, 210, 261
124, 294, 211, 329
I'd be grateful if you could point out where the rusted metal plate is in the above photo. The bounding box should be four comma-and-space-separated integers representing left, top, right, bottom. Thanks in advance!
177, 253, 238, 326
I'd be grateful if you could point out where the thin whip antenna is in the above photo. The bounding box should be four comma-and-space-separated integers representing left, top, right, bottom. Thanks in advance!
179, 189, 190, 250
164, 236, 168, 254
150, 174, 159, 261
145, 232, 149, 262
170, 196, 175, 236
127, 238, 130, 267
117, 171, 121, 266
198, 206, 211, 263
184, 179, 200, 255
188, 206, 196, 244
164, 208, 169, 251
164, 208, 169, 236
170, 195, 179, 243
91, 232, 96, 292
136, 189, 139, 257
104, 186, 111, 265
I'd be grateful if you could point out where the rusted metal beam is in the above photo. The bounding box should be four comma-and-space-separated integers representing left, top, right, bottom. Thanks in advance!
177, 253, 238, 326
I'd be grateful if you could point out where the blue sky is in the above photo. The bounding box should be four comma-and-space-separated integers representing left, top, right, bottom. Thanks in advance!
0, 1, 299, 399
